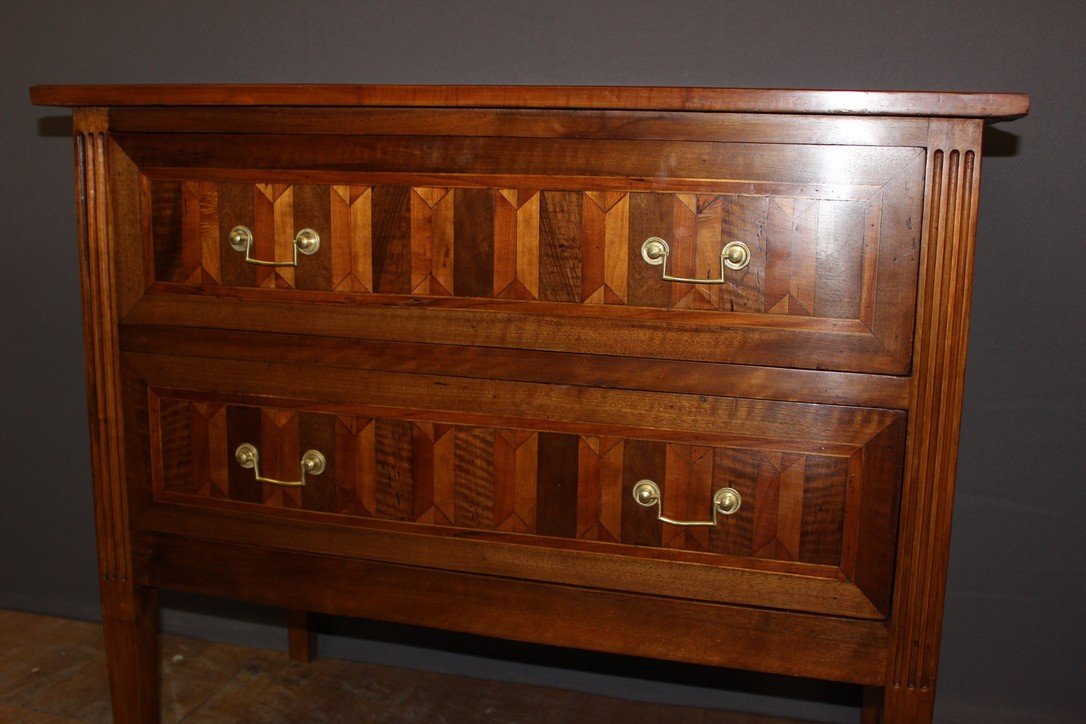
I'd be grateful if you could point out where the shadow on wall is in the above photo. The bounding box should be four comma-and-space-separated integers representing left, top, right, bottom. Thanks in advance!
981, 124, 1019, 157
38, 115, 73, 138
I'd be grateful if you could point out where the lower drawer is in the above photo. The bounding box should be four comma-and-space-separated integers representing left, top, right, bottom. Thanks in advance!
141, 374, 905, 619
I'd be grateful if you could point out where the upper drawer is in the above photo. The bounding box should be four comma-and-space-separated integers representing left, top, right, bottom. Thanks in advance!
116, 130, 925, 374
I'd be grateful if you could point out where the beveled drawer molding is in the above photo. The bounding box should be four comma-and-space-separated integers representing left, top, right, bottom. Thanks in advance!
135, 165, 923, 373
146, 388, 904, 618
33, 84, 1027, 724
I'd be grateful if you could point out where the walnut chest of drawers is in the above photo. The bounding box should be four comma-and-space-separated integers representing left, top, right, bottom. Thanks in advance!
30, 84, 1028, 722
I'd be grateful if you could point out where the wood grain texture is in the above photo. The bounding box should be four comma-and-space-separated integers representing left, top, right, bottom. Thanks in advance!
369, 186, 412, 294
300, 412, 337, 514
217, 183, 257, 287
118, 133, 915, 186
108, 140, 146, 317
126, 288, 907, 375
131, 137, 923, 373
30, 84, 1030, 118
121, 360, 154, 539
149, 182, 182, 284
452, 188, 494, 297
620, 439, 665, 547
157, 397, 195, 496
73, 108, 159, 724
124, 351, 899, 451
139, 477, 884, 619
226, 405, 262, 504
145, 182, 912, 318
538, 191, 583, 302
43, 89, 1026, 723
293, 184, 332, 291
105, 107, 933, 147
881, 120, 985, 722
374, 418, 414, 522
149, 392, 902, 616
152, 177, 917, 318
134, 533, 891, 685
120, 325, 912, 409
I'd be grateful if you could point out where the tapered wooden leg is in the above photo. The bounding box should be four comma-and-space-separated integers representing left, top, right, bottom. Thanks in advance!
287, 609, 317, 662
73, 107, 160, 723
876, 123, 986, 724
100, 582, 159, 723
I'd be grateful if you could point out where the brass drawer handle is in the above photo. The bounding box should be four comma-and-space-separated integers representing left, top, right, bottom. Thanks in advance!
632, 479, 741, 526
640, 237, 750, 283
228, 225, 320, 267
234, 443, 326, 487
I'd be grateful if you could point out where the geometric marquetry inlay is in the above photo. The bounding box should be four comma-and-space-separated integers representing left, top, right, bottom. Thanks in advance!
157, 398, 885, 571
39, 82, 1027, 723
151, 183, 885, 320
144, 159, 925, 375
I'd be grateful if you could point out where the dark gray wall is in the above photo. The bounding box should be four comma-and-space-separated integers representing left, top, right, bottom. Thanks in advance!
2, 1, 1083, 721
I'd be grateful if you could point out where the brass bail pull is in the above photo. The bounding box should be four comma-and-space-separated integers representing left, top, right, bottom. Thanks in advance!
228, 225, 321, 267
234, 443, 326, 487
641, 237, 750, 284
632, 479, 741, 527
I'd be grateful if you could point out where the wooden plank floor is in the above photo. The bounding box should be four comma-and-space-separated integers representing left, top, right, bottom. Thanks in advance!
0, 610, 800, 723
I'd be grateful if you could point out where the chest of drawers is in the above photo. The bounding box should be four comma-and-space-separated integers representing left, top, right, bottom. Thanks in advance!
31, 84, 1028, 722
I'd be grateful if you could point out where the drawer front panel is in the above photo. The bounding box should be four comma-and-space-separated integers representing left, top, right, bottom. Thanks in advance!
138, 362, 905, 618
159, 398, 855, 565
151, 182, 881, 319
116, 132, 925, 373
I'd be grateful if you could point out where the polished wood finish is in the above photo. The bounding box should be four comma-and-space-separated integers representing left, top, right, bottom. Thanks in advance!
114, 131, 915, 182
150, 393, 903, 615
138, 170, 922, 373
120, 325, 912, 409
31, 84, 1029, 118
125, 292, 908, 374
73, 108, 159, 723
108, 107, 934, 145
134, 533, 889, 685
110, 120, 924, 374
882, 119, 986, 721
35, 85, 1026, 723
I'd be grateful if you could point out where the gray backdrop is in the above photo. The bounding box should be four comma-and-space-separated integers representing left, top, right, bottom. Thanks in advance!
2, 1, 1083, 721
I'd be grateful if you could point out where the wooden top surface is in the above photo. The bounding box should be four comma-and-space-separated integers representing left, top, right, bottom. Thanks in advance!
29, 84, 1029, 119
